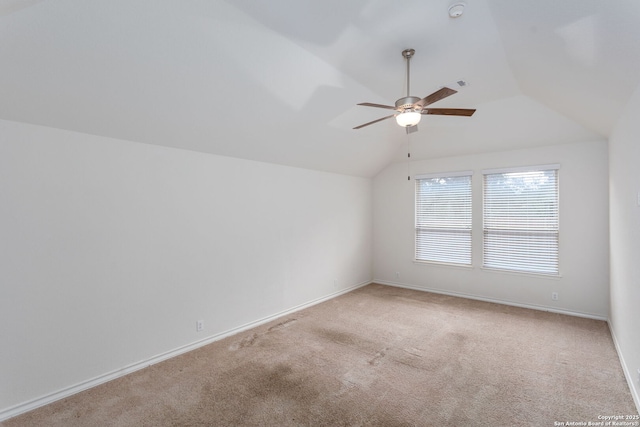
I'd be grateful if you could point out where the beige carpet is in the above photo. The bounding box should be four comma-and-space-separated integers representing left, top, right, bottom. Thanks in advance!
3, 284, 638, 426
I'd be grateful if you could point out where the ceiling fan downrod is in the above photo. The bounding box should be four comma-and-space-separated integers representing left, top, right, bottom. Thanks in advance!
396, 49, 421, 112
402, 48, 415, 98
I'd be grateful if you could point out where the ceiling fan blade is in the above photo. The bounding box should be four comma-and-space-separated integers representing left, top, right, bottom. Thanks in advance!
353, 114, 395, 129
414, 87, 457, 109
357, 102, 397, 110
422, 108, 476, 117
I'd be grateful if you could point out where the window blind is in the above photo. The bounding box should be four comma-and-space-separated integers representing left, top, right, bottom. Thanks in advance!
482, 167, 559, 275
415, 172, 472, 265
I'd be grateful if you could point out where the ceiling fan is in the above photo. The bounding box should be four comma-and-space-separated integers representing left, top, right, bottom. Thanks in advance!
353, 48, 476, 133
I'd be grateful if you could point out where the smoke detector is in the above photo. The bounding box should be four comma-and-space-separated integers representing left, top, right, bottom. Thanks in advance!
448, 3, 466, 18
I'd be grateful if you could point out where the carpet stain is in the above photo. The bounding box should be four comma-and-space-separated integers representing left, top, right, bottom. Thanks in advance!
402, 347, 424, 358
441, 331, 469, 349
316, 328, 358, 346
267, 317, 297, 332
250, 363, 316, 399
229, 332, 259, 350
368, 349, 388, 366
228, 318, 298, 351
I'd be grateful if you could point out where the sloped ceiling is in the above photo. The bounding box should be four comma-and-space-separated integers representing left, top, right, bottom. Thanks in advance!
1, 0, 638, 177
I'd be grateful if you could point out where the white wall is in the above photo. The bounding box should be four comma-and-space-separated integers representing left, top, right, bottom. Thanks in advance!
0, 119, 372, 416
373, 139, 610, 318
609, 84, 640, 410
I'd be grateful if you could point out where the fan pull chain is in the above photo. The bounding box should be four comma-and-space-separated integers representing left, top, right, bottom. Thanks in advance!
407, 133, 411, 181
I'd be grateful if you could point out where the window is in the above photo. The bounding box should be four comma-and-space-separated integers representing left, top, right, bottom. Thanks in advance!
482, 165, 559, 275
415, 171, 472, 265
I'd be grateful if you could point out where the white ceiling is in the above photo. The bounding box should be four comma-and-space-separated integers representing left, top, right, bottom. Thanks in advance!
1, 0, 639, 177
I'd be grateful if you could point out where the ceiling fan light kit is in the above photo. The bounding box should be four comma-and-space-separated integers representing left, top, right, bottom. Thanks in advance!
396, 111, 422, 127
395, 94, 423, 127
353, 48, 476, 132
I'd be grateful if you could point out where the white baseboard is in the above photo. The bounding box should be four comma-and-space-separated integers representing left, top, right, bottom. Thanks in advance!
375, 279, 608, 321
0, 280, 370, 422
608, 321, 640, 414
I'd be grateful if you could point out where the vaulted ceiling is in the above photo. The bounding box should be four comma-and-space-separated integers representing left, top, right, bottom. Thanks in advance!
1, 0, 639, 177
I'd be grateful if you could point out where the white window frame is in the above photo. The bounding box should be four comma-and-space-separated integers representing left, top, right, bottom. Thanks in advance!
482, 164, 560, 276
415, 171, 473, 266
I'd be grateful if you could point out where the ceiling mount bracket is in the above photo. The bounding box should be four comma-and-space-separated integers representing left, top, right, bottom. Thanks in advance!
401, 49, 415, 60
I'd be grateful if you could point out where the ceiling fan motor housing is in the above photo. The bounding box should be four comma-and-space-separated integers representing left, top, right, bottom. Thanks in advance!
395, 96, 422, 112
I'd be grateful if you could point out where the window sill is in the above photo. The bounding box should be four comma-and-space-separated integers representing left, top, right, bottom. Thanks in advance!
480, 266, 562, 279
413, 260, 474, 270
412, 261, 563, 279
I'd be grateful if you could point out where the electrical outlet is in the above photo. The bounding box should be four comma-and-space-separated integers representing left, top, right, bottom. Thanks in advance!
551, 292, 559, 301
333, 279, 338, 288
196, 320, 204, 332
395, 271, 400, 279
